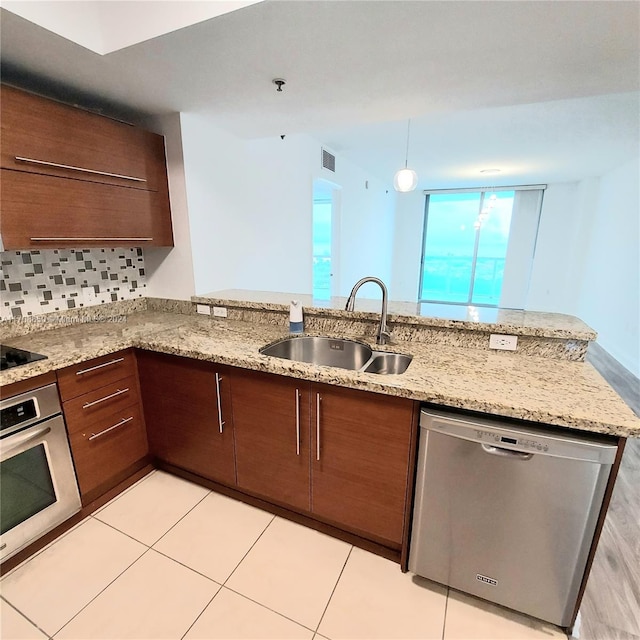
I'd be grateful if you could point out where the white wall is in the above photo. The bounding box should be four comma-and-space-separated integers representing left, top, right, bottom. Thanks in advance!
180, 113, 393, 296
526, 183, 584, 312
390, 190, 425, 301
141, 112, 196, 300
576, 156, 640, 377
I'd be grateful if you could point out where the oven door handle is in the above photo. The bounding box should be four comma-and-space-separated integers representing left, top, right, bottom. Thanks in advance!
2, 426, 52, 455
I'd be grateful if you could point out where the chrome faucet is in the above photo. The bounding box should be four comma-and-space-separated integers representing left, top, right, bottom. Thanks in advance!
345, 277, 391, 345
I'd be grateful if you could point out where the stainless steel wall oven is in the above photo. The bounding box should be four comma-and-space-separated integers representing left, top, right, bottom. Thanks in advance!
1, 383, 81, 563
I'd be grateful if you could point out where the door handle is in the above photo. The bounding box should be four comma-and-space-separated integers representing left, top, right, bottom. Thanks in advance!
316, 393, 321, 461
295, 389, 301, 456
215, 373, 225, 434
481, 444, 533, 460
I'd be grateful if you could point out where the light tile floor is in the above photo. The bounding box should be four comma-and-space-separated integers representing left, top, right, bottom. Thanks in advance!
1, 470, 568, 640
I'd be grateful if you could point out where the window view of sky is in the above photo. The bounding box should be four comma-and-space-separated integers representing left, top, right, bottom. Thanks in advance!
420, 191, 514, 306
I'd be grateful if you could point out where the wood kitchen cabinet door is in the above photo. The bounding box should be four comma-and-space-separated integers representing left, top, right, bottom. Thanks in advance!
136, 351, 236, 486
230, 369, 311, 512
311, 384, 415, 546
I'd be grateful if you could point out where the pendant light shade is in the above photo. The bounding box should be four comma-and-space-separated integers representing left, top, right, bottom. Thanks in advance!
394, 119, 418, 192
393, 168, 418, 192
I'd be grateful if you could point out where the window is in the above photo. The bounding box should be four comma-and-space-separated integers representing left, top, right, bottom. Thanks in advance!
312, 198, 332, 299
419, 189, 523, 306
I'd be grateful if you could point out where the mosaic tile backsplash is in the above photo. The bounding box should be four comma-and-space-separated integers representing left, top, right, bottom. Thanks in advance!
1, 248, 147, 319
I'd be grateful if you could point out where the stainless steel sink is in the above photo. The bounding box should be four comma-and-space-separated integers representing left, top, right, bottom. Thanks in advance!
259, 336, 412, 375
260, 336, 373, 371
364, 352, 413, 375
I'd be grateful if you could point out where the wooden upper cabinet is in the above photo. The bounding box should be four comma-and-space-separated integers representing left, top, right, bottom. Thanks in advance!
137, 351, 236, 487
0, 85, 173, 249
310, 383, 415, 547
231, 369, 311, 513
1, 85, 163, 190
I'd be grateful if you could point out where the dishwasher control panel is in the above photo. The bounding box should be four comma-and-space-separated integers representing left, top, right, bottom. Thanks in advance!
475, 429, 549, 452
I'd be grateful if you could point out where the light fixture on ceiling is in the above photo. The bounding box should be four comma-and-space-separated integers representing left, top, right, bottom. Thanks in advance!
394, 119, 418, 192
480, 168, 501, 175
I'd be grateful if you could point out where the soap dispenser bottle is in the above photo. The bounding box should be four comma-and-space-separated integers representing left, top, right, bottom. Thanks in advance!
289, 300, 304, 334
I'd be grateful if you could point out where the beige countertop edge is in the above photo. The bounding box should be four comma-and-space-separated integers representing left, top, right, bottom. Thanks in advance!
0, 312, 637, 438
191, 296, 597, 341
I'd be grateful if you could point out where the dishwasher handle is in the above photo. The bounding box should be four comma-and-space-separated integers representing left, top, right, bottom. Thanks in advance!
481, 444, 533, 460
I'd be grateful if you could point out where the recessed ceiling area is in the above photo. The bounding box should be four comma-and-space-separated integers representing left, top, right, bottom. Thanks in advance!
1, 0, 638, 188
1, 1, 262, 55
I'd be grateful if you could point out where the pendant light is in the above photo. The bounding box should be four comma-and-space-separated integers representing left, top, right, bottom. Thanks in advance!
393, 119, 418, 192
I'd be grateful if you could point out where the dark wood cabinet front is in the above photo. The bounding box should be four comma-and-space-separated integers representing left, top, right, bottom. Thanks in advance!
58, 349, 149, 503
310, 384, 415, 546
137, 351, 236, 487
0, 85, 173, 249
231, 369, 311, 512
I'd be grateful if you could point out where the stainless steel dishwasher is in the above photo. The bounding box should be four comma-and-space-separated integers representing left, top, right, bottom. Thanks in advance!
409, 407, 618, 628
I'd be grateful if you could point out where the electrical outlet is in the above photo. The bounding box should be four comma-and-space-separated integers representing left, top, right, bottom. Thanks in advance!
213, 306, 228, 318
196, 304, 211, 315
489, 334, 518, 351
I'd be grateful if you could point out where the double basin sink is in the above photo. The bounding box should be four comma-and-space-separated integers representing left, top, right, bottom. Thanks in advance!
260, 336, 412, 375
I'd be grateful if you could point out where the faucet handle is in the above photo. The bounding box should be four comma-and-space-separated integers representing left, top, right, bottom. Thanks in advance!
377, 330, 392, 346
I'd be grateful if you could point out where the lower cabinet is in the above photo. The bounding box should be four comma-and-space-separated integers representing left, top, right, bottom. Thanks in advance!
310, 383, 415, 546
136, 351, 236, 486
58, 349, 149, 502
68, 404, 148, 498
232, 370, 311, 512
229, 370, 415, 547
135, 352, 416, 549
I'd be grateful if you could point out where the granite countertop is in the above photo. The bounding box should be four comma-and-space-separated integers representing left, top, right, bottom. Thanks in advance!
193, 289, 598, 340
1, 310, 638, 438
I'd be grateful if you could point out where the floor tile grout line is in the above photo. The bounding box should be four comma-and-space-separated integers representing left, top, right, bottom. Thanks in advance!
179, 588, 221, 640
219, 512, 277, 588
221, 584, 318, 635
51, 547, 152, 638
441, 586, 450, 640
2, 471, 158, 583
0, 517, 91, 582
151, 547, 224, 586
91, 468, 157, 517
313, 544, 354, 635
89, 514, 155, 549
1, 595, 52, 639
146, 486, 213, 548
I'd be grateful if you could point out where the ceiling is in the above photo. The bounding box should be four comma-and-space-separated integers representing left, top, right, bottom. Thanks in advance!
1, 1, 639, 188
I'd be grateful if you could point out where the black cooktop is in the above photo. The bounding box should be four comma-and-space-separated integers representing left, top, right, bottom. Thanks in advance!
0, 345, 48, 371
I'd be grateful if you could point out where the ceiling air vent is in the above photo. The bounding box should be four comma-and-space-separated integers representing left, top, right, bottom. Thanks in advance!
322, 148, 336, 173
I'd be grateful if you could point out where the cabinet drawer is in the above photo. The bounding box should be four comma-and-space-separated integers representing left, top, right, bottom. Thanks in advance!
57, 351, 136, 401
0, 169, 173, 250
63, 375, 139, 434
69, 404, 148, 497
1, 85, 165, 191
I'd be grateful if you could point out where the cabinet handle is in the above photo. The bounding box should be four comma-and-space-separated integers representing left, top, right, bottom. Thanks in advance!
88, 416, 133, 441
316, 393, 321, 461
15, 156, 147, 182
30, 237, 153, 242
82, 387, 129, 409
215, 373, 225, 434
75, 357, 125, 376
295, 389, 300, 456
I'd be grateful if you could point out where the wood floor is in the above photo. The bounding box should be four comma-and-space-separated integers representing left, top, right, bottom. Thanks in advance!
576, 344, 640, 640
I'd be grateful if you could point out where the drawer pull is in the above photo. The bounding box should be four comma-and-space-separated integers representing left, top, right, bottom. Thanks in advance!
75, 357, 125, 376
88, 416, 133, 441
82, 388, 130, 409
15, 156, 147, 183
215, 373, 225, 434
30, 237, 153, 242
